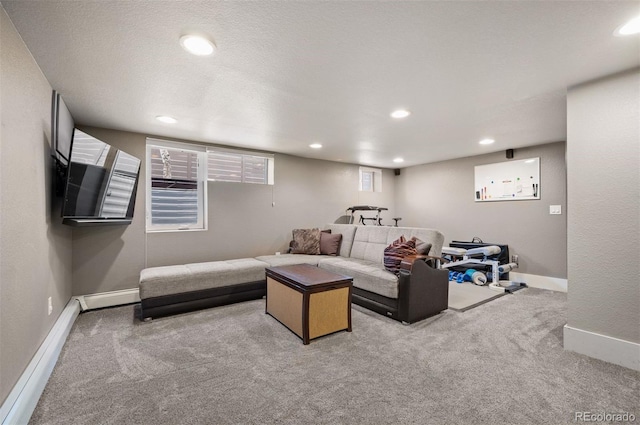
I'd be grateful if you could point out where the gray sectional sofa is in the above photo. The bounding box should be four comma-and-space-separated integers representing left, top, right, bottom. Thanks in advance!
139, 224, 449, 324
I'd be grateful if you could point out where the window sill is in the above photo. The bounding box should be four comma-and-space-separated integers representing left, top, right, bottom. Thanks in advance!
146, 227, 208, 234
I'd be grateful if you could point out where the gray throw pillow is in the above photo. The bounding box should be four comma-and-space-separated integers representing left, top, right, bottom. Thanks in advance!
320, 232, 342, 256
413, 237, 432, 256
291, 228, 321, 254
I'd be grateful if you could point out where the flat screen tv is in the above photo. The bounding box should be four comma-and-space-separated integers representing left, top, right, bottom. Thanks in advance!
62, 129, 141, 226
51, 90, 74, 166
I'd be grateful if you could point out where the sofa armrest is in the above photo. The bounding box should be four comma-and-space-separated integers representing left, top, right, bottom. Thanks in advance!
401, 255, 447, 270
400, 255, 429, 270
397, 258, 449, 323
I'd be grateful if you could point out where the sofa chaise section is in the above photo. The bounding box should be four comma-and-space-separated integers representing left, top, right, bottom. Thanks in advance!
139, 258, 268, 320
319, 225, 448, 323
331, 257, 448, 324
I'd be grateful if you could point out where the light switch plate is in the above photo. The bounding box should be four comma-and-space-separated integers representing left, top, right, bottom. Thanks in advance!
550, 205, 562, 215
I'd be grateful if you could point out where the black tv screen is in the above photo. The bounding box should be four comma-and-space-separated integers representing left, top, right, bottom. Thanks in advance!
62, 129, 141, 226
51, 91, 74, 166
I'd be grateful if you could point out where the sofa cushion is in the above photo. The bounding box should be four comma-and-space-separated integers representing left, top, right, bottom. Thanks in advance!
291, 228, 321, 254
383, 236, 417, 274
139, 265, 193, 300
324, 224, 357, 257
255, 254, 322, 267
319, 257, 399, 299
320, 232, 342, 256
140, 258, 267, 299
349, 226, 392, 263
186, 258, 267, 283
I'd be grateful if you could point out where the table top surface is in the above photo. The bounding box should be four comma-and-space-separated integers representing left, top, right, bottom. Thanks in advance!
266, 264, 352, 288
346, 205, 388, 212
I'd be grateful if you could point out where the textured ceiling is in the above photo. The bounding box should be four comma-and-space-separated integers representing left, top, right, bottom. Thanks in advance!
3, 1, 639, 167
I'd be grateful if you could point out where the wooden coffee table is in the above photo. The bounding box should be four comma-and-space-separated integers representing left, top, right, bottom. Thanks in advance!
265, 264, 353, 345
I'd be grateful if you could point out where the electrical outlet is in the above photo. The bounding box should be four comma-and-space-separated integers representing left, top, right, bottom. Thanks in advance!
275, 251, 281, 256
512, 255, 519, 265
550, 205, 562, 215
48, 297, 53, 315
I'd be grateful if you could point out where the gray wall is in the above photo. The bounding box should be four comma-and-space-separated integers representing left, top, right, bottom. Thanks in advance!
395, 142, 567, 278
566, 69, 639, 344
72, 126, 396, 295
0, 7, 73, 405
70, 128, 147, 296
72, 125, 567, 297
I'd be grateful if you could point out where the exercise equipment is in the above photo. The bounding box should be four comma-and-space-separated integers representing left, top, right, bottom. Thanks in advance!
448, 269, 487, 285
449, 239, 511, 279
346, 206, 401, 226
442, 245, 518, 292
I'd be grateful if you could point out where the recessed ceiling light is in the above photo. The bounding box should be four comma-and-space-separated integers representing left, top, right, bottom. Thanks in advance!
479, 138, 495, 145
156, 115, 177, 124
180, 34, 216, 56
393, 158, 404, 163
615, 15, 640, 36
309, 143, 322, 149
391, 109, 411, 119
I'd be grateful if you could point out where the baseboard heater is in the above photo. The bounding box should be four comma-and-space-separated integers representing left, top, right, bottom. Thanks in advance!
75, 288, 140, 311
0, 299, 80, 425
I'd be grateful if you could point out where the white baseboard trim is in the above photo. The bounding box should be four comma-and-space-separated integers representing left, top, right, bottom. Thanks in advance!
564, 325, 640, 371
509, 272, 567, 292
1, 299, 80, 425
74, 288, 140, 311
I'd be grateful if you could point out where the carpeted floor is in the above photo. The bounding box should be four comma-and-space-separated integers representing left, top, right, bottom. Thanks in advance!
447, 281, 505, 311
30, 289, 638, 425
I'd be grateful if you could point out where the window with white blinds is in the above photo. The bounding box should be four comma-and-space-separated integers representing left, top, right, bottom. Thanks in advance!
359, 166, 382, 192
146, 140, 207, 231
207, 149, 274, 185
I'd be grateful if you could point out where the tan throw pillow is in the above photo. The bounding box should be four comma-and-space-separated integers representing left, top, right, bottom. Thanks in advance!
320, 232, 342, 256
291, 228, 321, 254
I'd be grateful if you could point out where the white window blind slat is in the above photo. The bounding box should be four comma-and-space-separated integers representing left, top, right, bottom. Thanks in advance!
99, 150, 139, 218
207, 150, 270, 184
148, 146, 202, 227
69, 130, 111, 166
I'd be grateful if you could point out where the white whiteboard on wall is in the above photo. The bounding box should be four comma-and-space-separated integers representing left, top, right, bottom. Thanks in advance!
474, 157, 540, 202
